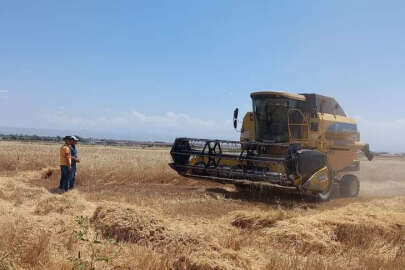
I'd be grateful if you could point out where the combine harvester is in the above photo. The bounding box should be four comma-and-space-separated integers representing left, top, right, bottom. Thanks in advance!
169, 91, 373, 201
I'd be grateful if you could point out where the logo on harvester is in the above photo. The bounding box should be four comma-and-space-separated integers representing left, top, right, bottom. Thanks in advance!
318, 173, 328, 182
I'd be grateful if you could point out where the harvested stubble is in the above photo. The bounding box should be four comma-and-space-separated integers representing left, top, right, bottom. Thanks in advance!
35, 195, 86, 216
0, 217, 51, 269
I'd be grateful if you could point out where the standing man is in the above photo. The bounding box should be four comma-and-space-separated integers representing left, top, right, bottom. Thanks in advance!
59, 136, 72, 192
69, 136, 80, 189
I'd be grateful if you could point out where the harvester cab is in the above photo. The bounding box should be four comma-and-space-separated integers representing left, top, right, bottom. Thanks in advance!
169, 91, 373, 201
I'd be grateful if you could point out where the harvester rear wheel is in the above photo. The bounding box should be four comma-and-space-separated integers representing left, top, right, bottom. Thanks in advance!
339, 175, 360, 197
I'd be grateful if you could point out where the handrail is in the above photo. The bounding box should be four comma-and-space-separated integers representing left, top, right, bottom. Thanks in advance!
287, 109, 309, 142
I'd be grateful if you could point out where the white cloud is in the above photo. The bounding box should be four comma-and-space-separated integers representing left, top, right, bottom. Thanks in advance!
130, 110, 217, 128
42, 109, 238, 141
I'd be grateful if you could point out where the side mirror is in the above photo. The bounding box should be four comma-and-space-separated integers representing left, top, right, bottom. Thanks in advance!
363, 144, 374, 161
233, 108, 239, 129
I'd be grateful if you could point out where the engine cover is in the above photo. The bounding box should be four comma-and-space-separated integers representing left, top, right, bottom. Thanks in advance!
295, 149, 327, 180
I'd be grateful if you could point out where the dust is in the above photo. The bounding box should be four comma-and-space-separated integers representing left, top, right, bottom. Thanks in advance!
359, 157, 405, 197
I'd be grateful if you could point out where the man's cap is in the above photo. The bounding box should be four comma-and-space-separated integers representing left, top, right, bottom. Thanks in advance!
71, 135, 79, 141
63, 136, 73, 140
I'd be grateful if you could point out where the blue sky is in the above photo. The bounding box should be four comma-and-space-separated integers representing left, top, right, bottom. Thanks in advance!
0, 0, 404, 152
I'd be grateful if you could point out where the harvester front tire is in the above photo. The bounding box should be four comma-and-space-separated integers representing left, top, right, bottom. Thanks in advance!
339, 175, 360, 197
317, 188, 332, 202
316, 171, 334, 202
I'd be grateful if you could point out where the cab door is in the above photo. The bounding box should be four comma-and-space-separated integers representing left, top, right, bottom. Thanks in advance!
288, 109, 309, 143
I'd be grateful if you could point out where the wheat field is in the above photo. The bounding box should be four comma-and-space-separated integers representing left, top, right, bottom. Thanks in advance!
0, 140, 404, 270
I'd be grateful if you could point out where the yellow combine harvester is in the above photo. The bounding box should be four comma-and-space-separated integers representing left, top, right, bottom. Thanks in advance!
169, 91, 373, 201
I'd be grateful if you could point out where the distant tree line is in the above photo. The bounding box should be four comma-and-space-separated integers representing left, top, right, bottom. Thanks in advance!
0, 133, 171, 148
0, 134, 68, 142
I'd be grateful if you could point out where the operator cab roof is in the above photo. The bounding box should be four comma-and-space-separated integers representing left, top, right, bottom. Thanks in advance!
250, 90, 346, 117
250, 91, 306, 101
301, 93, 346, 117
